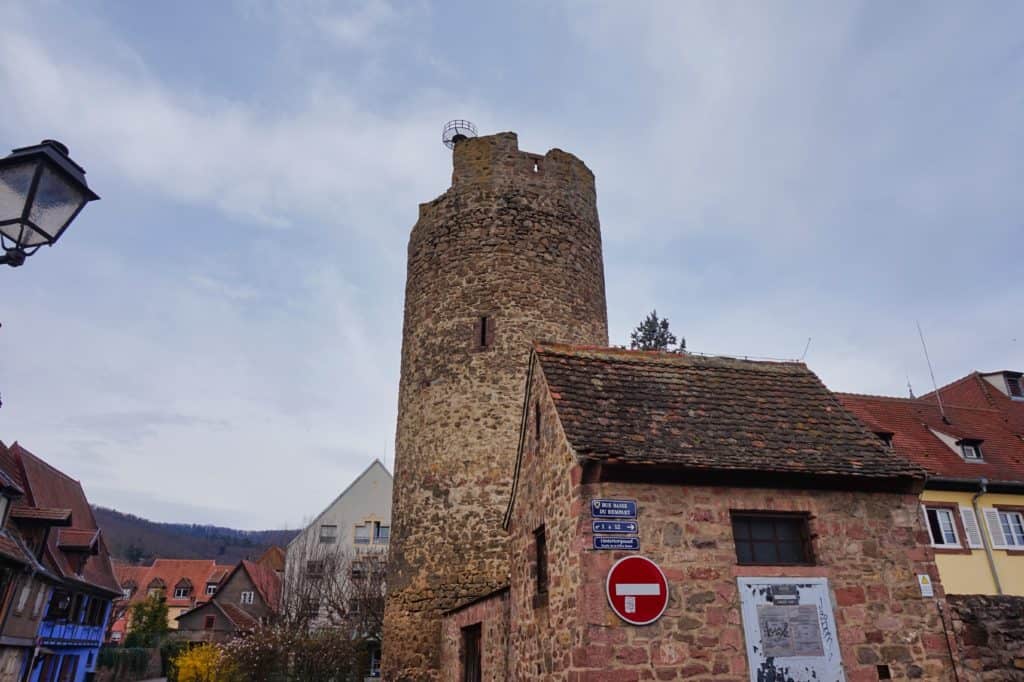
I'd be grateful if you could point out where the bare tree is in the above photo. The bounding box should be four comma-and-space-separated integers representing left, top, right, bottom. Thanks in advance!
280, 524, 387, 643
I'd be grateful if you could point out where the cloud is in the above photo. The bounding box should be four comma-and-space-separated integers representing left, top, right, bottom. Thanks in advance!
0, 0, 1020, 529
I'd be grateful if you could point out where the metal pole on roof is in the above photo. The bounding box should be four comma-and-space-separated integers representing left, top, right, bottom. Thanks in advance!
917, 321, 947, 421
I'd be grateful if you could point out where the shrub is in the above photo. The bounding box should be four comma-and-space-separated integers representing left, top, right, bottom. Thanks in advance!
173, 644, 235, 682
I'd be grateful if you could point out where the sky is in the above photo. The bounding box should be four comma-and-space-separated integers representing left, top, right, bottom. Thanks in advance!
0, 1, 1021, 529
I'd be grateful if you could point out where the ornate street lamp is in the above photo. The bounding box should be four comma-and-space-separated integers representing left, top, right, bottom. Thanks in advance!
0, 140, 99, 267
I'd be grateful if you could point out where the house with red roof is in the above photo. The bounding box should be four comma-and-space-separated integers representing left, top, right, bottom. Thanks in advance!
839, 368, 1024, 597
176, 559, 281, 643
108, 558, 232, 642
0, 442, 121, 682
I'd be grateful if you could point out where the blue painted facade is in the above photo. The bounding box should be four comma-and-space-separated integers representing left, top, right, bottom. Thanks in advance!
24, 594, 111, 682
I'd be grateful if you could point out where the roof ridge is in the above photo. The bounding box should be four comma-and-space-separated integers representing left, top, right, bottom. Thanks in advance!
838, 391, 1004, 414
920, 371, 981, 400
836, 391, 918, 402
11, 443, 81, 485
533, 341, 806, 369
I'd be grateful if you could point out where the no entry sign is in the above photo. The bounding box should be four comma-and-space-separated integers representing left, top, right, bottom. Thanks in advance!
605, 555, 669, 625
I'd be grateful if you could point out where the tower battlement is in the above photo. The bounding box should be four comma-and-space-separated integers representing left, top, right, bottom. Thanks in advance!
418, 132, 596, 223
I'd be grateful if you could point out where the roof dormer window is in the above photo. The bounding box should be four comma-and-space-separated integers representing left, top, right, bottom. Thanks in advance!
1008, 375, 1023, 399
959, 439, 983, 461
875, 431, 894, 449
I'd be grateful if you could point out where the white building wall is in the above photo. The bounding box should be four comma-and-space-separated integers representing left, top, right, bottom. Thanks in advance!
284, 460, 393, 623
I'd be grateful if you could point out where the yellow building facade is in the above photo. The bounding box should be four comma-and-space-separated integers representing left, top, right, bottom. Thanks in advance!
920, 489, 1024, 596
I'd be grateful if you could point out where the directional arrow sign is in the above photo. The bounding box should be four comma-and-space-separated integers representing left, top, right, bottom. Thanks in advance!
593, 520, 638, 534
605, 555, 669, 625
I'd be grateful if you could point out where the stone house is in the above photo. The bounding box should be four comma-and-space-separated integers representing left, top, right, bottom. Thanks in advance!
440, 344, 958, 681
839, 369, 1024, 596
176, 559, 281, 642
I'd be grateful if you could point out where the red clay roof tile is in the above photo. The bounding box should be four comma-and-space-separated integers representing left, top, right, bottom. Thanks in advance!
838, 392, 1024, 483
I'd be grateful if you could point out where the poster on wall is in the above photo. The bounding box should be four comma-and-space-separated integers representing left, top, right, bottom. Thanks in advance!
756, 605, 825, 658
737, 577, 844, 682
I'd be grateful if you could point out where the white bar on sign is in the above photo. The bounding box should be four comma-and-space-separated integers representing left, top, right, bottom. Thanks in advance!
615, 583, 660, 596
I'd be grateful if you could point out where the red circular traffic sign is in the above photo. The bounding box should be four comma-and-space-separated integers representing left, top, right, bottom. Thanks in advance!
605, 555, 669, 625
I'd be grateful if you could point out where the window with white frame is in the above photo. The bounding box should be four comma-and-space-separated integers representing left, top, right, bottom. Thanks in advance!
240, 591, 255, 605
122, 588, 132, 600
206, 583, 218, 596
959, 440, 983, 461
924, 507, 960, 547
319, 524, 338, 544
354, 524, 371, 544
999, 510, 1024, 547
374, 522, 390, 544
1007, 376, 1023, 399
173, 586, 191, 599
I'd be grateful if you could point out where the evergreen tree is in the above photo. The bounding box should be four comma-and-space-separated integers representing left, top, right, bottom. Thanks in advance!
629, 310, 684, 352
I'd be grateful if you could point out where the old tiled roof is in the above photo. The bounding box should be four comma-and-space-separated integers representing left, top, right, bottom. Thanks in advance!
210, 565, 232, 583
256, 546, 285, 573
239, 560, 282, 613
534, 343, 924, 481
0, 468, 24, 496
116, 559, 227, 608
218, 602, 259, 630
57, 528, 100, 552
838, 393, 1024, 483
10, 505, 72, 523
5, 442, 121, 596
921, 371, 1024, 434
0, 526, 58, 578
114, 562, 149, 592
0, 442, 25, 493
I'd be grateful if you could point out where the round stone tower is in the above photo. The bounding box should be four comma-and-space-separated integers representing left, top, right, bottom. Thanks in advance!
382, 131, 609, 680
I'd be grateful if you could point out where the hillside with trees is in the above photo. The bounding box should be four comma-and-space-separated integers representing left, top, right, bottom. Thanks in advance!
94, 506, 298, 565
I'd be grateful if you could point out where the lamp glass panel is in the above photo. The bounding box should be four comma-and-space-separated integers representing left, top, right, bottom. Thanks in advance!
0, 161, 36, 224
27, 165, 86, 240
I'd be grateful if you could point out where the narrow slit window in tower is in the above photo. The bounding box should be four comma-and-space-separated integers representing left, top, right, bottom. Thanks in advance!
475, 315, 494, 350
535, 400, 541, 442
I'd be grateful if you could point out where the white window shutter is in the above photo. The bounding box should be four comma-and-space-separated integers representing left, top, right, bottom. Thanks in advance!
920, 505, 935, 544
982, 508, 1008, 549
959, 507, 984, 548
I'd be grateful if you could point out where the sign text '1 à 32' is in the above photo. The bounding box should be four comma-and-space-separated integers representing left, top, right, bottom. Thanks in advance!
591, 499, 637, 519
592, 520, 638, 534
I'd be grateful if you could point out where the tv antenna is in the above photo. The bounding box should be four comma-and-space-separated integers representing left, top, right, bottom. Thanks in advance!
916, 321, 946, 420
442, 120, 478, 149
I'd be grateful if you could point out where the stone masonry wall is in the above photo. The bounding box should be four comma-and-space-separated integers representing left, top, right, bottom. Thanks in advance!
506, 368, 957, 681
506, 358, 586, 679
439, 589, 511, 682
383, 132, 609, 680
948, 594, 1024, 681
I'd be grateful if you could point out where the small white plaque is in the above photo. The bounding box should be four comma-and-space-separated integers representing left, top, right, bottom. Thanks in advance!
917, 574, 934, 598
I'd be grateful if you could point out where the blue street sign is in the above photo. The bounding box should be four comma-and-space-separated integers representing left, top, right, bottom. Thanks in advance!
592, 520, 638, 534
591, 499, 637, 519
593, 536, 640, 551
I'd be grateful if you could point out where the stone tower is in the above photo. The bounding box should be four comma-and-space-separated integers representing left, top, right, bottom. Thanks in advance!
383, 131, 609, 680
